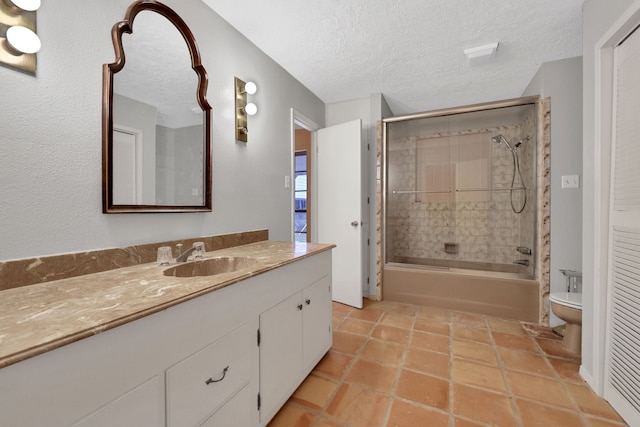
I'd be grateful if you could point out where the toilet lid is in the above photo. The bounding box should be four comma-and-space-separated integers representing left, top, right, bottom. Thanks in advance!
550, 292, 582, 309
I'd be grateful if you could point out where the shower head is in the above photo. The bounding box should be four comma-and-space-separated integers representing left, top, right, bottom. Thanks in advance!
491, 134, 512, 151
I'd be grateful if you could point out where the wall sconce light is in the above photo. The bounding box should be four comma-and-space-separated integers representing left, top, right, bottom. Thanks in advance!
235, 77, 258, 142
0, 0, 41, 74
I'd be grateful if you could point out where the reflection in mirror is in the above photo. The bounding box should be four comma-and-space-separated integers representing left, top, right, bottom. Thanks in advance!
103, 0, 211, 213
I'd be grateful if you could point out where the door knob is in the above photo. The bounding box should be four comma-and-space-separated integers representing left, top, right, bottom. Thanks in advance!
351, 221, 359, 227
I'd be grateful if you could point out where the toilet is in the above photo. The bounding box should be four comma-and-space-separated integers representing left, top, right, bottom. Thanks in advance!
550, 292, 582, 354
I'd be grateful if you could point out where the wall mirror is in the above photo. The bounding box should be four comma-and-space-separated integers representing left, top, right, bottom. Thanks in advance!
102, 0, 212, 213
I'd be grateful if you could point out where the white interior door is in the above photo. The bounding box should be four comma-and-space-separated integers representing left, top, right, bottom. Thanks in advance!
604, 25, 640, 423
317, 119, 363, 308
113, 127, 142, 205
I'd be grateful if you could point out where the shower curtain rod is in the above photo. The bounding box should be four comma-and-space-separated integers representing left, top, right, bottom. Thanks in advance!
392, 187, 526, 194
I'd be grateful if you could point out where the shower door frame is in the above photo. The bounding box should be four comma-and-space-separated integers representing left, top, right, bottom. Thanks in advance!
379, 96, 546, 296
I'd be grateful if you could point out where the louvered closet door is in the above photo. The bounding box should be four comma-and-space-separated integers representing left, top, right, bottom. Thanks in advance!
605, 24, 640, 423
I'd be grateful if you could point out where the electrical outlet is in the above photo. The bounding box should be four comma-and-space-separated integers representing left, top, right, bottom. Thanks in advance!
191, 188, 199, 196
284, 175, 291, 189
561, 175, 580, 189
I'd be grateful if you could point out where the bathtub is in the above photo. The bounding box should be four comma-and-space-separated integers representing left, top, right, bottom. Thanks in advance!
383, 260, 539, 322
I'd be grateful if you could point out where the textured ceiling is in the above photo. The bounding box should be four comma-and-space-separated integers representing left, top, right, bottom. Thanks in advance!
201, 0, 583, 115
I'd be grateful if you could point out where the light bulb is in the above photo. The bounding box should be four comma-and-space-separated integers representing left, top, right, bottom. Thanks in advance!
244, 103, 257, 116
244, 81, 257, 95
9, 0, 41, 11
6, 26, 41, 54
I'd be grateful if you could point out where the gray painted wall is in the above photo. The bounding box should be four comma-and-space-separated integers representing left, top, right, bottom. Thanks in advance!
523, 57, 583, 327
0, 0, 324, 261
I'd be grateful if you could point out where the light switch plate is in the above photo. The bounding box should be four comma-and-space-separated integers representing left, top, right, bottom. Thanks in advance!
561, 175, 580, 189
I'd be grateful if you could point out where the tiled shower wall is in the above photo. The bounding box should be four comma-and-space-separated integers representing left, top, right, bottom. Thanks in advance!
386, 111, 536, 272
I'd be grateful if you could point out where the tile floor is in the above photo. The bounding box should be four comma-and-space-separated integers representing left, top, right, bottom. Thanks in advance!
267, 300, 629, 427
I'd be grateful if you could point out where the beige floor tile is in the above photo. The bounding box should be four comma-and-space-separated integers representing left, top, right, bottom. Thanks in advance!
451, 324, 492, 344
332, 315, 345, 330
410, 330, 450, 354
344, 358, 397, 393
536, 337, 581, 361
276, 301, 626, 427
325, 383, 389, 427
452, 359, 507, 393
497, 347, 556, 378
371, 324, 410, 344
454, 417, 490, 427
347, 307, 383, 322
332, 302, 353, 316
506, 371, 575, 409
416, 306, 451, 322
315, 418, 344, 427
517, 399, 585, 427
565, 383, 627, 422
548, 357, 585, 384
396, 369, 449, 411
414, 318, 450, 336
336, 318, 375, 336
451, 311, 487, 329
386, 399, 449, 427
404, 347, 450, 379
523, 323, 563, 340
585, 416, 629, 427
267, 403, 316, 427
492, 331, 539, 353
332, 332, 366, 355
384, 302, 419, 316
379, 312, 414, 329
291, 374, 339, 411
362, 299, 386, 311
313, 350, 354, 379
453, 384, 517, 427
486, 317, 527, 336
452, 339, 497, 365
361, 338, 405, 366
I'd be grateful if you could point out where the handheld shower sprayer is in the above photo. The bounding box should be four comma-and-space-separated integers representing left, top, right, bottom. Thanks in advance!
491, 134, 530, 214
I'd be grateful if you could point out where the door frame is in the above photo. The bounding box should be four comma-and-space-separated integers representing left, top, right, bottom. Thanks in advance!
290, 109, 320, 242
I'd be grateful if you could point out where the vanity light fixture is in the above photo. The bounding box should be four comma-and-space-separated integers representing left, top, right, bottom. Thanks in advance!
235, 77, 258, 142
464, 42, 499, 67
0, 0, 40, 74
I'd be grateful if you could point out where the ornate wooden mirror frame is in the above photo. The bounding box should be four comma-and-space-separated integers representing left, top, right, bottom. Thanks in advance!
102, 0, 212, 213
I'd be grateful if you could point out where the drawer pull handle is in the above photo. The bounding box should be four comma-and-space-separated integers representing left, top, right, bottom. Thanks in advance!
205, 366, 229, 385
305, 299, 311, 305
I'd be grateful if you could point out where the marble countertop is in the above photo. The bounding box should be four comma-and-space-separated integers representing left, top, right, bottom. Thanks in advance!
0, 241, 334, 369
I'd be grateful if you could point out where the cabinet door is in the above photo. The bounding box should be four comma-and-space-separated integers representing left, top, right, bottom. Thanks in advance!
302, 276, 333, 372
71, 376, 163, 427
259, 293, 303, 423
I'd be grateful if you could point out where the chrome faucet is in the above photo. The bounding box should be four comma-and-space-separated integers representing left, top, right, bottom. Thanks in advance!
176, 245, 197, 262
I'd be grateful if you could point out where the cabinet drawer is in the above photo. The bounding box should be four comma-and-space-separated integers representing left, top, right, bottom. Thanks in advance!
200, 385, 253, 427
166, 323, 251, 427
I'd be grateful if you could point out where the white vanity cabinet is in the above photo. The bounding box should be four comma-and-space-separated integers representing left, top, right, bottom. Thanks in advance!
259, 276, 332, 424
0, 248, 332, 427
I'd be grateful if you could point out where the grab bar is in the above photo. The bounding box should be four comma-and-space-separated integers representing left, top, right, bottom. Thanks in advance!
392, 187, 526, 194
